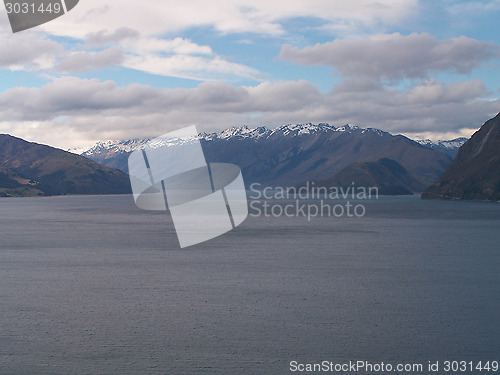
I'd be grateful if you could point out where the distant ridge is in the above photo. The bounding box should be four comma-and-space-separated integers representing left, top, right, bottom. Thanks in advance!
72, 123, 458, 192
416, 137, 468, 158
0, 134, 131, 197
74, 123, 393, 153
422, 113, 500, 201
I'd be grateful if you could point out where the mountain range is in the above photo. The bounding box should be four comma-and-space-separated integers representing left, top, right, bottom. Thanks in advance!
423, 113, 500, 201
0, 134, 131, 197
73, 123, 466, 194
3, 118, 496, 199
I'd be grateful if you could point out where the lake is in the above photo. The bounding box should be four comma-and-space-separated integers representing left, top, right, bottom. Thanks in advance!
0, 195, 499, 374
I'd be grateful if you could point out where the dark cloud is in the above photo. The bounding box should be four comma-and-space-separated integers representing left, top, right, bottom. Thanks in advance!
280, 33, 500, 81
57, 47, 125, 73
0, 35, 62, 70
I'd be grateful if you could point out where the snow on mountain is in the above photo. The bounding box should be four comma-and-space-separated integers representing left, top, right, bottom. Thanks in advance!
415, 137, 468, 158
71, 136, 196, 156
335, 124, 359, 132
69, 139, 149, 156
70, 123, 343, 155
268, 123, 337, 137
70, 123, 466, 157
416, 137, 468, 149
438, 138, 469, 149
205, 125, 270, 140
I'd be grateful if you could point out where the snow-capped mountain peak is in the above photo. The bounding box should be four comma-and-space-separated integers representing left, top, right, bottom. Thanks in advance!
416, 137, 468, 149
268, 123, 337, 137
414, 137, 468, 158
73, 139, 152, 156
335, 124, 360, 132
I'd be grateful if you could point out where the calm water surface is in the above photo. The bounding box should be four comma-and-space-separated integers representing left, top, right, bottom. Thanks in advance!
0, 195, 499, 374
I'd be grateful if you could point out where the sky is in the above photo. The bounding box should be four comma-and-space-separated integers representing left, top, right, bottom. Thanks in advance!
0, 0, 499, 149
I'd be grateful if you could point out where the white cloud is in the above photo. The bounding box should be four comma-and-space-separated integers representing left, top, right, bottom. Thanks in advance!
52, 31, 259, 81
0, 16, 262, 81
0, 76, 497, 148
280, 33, 500, 80
41, 0, 418, 38
0, 2, 268, 81
126, 36, 213, 56
53, 33, 262, 80
0, 28, 261, 81
0, 0, 420, 81
114, 34, 260, 81
37, 0, 417, 81
122, 54, 262, 82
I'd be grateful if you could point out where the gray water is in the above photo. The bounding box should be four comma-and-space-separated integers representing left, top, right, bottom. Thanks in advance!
0, 195, 499, 374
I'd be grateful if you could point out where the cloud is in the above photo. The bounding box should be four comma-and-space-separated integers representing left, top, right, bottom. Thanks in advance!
0, 27, 261, 81
0, 9, 72, 73
122, 54, 262, 82
57, 47, 125, 73
110, 34, 260, 81
0, 76, 497, 148
326, 78, 498, 133
124, 36, 213, 55
54, 32, 261, 80
0, 32, 62, 71
0, 2, 266, 81
41, 0, 418, 38
280, 33, 500, 80
85, 27, 139, 45
406, 79, 486, 104
0, 0, 420, 81
0, 13, 261, 81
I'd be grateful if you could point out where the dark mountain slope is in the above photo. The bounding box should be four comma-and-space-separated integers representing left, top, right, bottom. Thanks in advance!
0, 134, 131, 197
312, 158, 425, 195
422, 113, 500, 201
